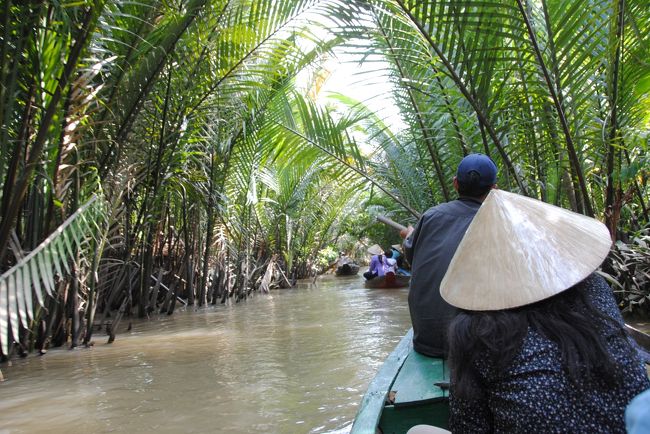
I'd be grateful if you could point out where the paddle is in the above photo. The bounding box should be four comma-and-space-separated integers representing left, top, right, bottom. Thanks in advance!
376, 215, 407, 232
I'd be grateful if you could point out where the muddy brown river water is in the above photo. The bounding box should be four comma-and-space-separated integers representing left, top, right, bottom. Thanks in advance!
0, 276, 411, 433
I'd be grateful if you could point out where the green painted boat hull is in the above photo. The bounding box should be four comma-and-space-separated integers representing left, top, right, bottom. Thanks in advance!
378, 399, 449, 434
351, 329, 449, 434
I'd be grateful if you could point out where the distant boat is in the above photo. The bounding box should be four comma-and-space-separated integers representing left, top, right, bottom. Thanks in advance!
350, 329, 449, 433
364, 273, 410, 289
335, 262, 360, 276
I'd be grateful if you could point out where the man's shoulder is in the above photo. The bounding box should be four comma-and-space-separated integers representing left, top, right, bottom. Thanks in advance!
421, 201, 450, 217
422, 199, 480, 219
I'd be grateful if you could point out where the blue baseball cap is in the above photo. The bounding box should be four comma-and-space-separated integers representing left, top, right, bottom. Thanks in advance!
456, 153, 497, 187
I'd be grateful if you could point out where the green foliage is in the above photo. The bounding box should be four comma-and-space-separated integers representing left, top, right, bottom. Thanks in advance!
325, 0, 650, 227
316, 246, 338, 270
1, 0, 649, 356
0, 196, 107, 354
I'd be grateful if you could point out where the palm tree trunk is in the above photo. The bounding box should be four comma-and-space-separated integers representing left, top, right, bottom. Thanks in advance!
0, 4, 101, 263
199, 154, 217, 306
69, 266, 80, 348
83, 239, 100, 346
97, 0, 208, 177
604, 0, 625, 236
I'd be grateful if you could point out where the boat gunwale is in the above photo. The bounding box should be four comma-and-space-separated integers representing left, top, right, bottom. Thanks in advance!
350, 329, 414, 433
363, 274, 410, 289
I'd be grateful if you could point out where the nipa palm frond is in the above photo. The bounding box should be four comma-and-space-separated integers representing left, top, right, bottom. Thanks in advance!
0, 195, 107, 355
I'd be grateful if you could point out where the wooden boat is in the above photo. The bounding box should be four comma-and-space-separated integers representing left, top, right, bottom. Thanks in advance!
336, 262, 360, 276
351, 329, 449, 434
364, 273, 410, 289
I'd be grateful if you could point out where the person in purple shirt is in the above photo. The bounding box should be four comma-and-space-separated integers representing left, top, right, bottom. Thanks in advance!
363, 244, 385, 280
363, 245, 395, 280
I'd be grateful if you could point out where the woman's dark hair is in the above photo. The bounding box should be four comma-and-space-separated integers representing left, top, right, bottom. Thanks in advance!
448, 278, 628, 399
384, 249, 393, 259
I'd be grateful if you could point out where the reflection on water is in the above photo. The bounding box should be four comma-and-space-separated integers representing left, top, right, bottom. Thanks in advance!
0, 276, 411, 433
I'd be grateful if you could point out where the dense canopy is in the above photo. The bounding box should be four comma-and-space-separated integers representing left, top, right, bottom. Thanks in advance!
0, 0, 648, 355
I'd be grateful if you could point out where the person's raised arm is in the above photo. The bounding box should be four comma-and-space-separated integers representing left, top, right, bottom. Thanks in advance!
400, 220, 419, 265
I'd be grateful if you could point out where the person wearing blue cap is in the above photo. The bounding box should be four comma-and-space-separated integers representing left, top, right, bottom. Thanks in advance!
399, 153, 498, 357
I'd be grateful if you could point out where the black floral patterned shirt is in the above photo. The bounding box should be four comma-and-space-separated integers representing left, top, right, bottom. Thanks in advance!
449, 274, 650, 433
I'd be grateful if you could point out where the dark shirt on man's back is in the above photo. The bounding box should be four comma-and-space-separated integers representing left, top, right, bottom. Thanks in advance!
404, 197, 482, 357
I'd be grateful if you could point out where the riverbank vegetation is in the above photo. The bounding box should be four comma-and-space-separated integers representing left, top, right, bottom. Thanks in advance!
1, 0, 649, 358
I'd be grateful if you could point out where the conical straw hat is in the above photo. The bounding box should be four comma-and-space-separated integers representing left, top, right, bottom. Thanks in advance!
440, 190, 612, 311
367, 244, 383, 256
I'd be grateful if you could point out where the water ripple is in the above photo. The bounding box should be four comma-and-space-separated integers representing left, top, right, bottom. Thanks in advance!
0, 276, 411, 433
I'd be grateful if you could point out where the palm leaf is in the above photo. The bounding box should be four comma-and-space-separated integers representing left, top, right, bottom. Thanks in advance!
0, 195, 107, 355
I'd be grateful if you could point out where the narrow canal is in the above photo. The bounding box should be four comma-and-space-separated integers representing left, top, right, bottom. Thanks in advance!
0, 276, 412, 433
